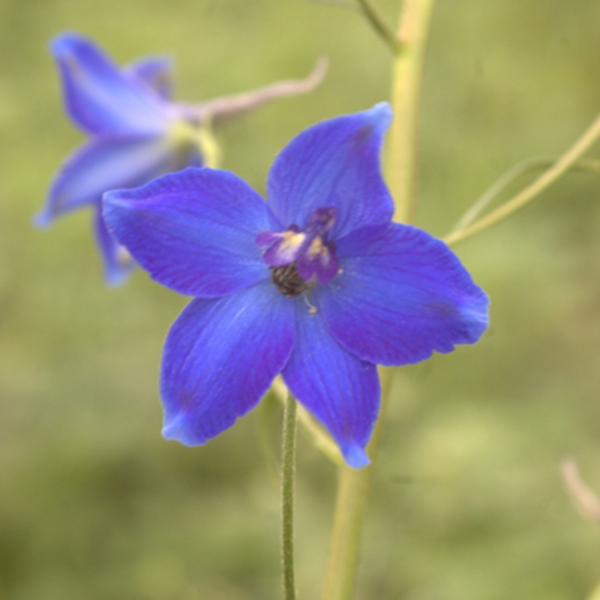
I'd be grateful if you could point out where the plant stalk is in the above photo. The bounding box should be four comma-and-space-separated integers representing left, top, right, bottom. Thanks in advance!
282, 393, 298, 600
451, 156, 600, 234
388, 0, 435, 224
356, 0, 402, 52
320, 368, 395, 600
321, 1, 435, 597
444, 113, 600, 246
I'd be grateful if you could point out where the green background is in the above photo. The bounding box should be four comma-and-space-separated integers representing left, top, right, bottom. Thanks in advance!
2, 0, 600, 598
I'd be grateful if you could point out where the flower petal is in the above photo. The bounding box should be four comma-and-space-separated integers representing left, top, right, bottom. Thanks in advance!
51, 33, 169, 134
103, 168, 277, 298
315, 223, 489, 366
267, 103, 394, 239
126, 56, 173, 100
282, 304, 380, 468
92, 208, 136, 286
35, 134, 174, 225
161, 281, 295, 445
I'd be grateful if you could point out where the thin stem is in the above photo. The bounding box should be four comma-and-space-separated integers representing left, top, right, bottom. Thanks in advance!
272, 378, 343, 467
444, 112, 600, 246
320, 367, 395, 600
452, 156, 556, 232
296, 404, 344, 467
356, 0, 402, 52
561, 458, 600, 526
451, 156, 600, 233
388, 0, 435, 223
185, 58, 329, 125
282, 393, 298, 600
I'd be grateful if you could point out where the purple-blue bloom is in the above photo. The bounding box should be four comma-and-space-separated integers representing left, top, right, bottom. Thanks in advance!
102, 103, 489, 468
35, 33, 205, 284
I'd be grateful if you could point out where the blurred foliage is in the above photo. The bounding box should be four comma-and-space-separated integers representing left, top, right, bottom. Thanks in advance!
2, 0, 600, 598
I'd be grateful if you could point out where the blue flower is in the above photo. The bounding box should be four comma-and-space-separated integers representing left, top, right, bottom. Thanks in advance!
34, 33, 205, 284
102, 103, 489, 468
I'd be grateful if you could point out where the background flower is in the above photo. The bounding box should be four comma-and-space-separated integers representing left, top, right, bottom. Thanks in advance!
35, 33, 327, 284
35, 33, 202, 284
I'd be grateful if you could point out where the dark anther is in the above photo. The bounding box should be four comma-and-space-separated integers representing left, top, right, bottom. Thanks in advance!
270, 263, 310, 297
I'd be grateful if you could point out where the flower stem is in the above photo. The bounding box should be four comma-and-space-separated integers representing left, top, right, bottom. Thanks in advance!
450, 156, 600, 234
320, 3, 435, 598
320, 465, 374, 600
355, 0, 402, 53
444, 112, 600, 246
272, 377, 344, 467
282, 392, 298, 600
320, 368, 395, 600
388, 0, 436, 223
192, 58, 329, 125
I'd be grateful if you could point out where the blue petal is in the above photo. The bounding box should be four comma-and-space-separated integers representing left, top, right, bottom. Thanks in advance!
51, 33, 169, 134
103, 168, 278, 298
267, 103, 394, 239
282, 304, 380, 468
314, 223, 489, 366
126, 56, 173, 100
92, 208, 136, 286
161, 281, 295, 445
35, 134, 174, 225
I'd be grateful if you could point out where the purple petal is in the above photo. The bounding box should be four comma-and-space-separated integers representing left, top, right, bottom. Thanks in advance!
126, 56, 173, 100
267, 103, 394, 239
35, 134, 174, 225
92, 208, 136, 286
259, 229, 307, 267
51, 33, 170, 135
282, 303, 380, 468
295, 239, 339, 284
315, 223, 489, 366
161, 281, 295, 445
103, 168, 278, 298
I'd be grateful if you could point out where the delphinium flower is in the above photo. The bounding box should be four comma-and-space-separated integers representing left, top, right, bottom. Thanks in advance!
102, 103, 489, 467
36, 33, 327, 284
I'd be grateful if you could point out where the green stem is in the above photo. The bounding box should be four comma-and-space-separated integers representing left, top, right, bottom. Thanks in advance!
320, 368, 395, 600
451, 156, 600, 233
320, 466, 374, 600
320, 2, 435, 597
356, 0, 402, 53
273, 378, 344, 467
296, 404, 344, 467
444, 112, 600, 246
388, 0, 435, 223
282, 393, 297, 600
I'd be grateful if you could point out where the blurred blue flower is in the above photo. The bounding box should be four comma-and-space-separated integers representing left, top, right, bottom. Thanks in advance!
35, 33, 205, 284
103, 103, 489, 468
36, 33, 328, 285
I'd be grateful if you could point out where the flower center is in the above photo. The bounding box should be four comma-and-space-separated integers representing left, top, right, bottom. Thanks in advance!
257, 207, 340, 295
270, 263, 310, 297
